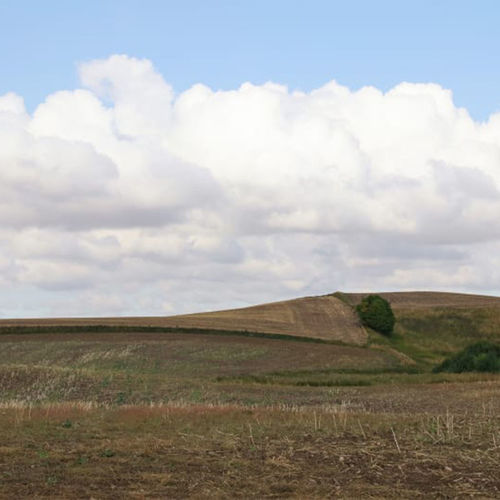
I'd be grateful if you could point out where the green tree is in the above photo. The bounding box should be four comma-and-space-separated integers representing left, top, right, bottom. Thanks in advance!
356, 294, 395, 336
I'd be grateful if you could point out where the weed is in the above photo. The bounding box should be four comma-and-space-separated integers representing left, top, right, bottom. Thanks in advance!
115, 392, 128, 405
76, 455, 89, 465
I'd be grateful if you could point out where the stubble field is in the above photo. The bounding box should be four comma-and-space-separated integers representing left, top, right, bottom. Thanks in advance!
0, 331, 498, 498
1, 291, 500, 498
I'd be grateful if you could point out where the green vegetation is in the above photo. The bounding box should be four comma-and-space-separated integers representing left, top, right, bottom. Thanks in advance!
433, 341, 500, 373
216, 368, 500, 387
383, 306, 500, 369
356, 294, 395, 336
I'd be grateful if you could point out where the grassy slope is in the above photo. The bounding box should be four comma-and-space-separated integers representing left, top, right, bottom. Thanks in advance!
342, 291, 500, 367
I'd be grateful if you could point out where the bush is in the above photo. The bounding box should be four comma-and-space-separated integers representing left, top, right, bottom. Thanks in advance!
433, 341, 500, 373
355, 294, 395, 336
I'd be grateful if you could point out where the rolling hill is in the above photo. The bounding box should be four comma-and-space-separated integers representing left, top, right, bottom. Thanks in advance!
2, 291, 500, 357
342, 291, 500, 364
342, 291, 500, 310
0, 295, 367, 345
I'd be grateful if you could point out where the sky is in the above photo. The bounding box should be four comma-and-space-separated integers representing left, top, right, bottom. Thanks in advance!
1, 1, 500, 317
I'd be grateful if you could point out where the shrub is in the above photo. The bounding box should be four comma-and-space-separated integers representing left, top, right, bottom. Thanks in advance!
433, 341, 500, 373
356, 294, 395, 336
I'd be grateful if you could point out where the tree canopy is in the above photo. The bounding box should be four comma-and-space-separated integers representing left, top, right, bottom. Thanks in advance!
356, 294, 395, 336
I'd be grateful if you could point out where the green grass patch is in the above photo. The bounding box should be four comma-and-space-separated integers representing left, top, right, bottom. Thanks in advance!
433, 341, 500, 373
363, 307, 500, 369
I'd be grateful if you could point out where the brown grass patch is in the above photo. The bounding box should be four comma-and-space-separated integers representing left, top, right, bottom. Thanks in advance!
0, 399, 499, 498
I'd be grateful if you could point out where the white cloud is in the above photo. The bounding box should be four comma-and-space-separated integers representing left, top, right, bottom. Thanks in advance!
1, 54, 500, 317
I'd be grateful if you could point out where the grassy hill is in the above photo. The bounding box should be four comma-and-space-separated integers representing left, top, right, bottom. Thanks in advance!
342, 291, 500, 366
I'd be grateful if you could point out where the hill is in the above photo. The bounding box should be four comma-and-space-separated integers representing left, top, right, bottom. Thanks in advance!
3, 291, 500, 353
155, 295, 367, 344
342, 291, 500, 310
0, 295, 367, 345
342, 291, 500, 365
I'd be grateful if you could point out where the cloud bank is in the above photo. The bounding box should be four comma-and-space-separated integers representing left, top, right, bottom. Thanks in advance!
1, 55, 500, 317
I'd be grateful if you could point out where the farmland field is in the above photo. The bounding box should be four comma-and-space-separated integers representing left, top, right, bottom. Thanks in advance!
1, 292, 500, 498
0, 294, 367, 344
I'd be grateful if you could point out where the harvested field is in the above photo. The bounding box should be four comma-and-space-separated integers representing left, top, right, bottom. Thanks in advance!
0, 384, 499, 499
164, 295, 367, 344
0, 295, 367, 345
0, 332, 398, 382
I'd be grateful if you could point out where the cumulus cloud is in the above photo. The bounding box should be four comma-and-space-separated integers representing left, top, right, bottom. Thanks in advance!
1, 54, 500, 317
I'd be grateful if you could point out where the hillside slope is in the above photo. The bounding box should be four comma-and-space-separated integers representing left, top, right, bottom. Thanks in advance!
3, 291, 500, 351
343, 291, 500, 310
159, 295, 367, 344
0, 295, 367, 345
344, 291, 500, 363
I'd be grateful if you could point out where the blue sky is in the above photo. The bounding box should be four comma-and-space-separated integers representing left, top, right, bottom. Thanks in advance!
1, 0, 500, 120
2, 1, 500, 317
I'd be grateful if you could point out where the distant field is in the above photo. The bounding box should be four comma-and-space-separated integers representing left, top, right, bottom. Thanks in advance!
1, 291, 500, 497
0, 295, 367, 345
0, 332, 398, 387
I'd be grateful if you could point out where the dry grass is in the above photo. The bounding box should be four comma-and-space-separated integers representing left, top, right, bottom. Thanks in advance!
0, 397, 499, 498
